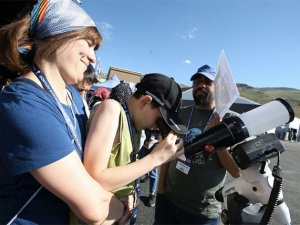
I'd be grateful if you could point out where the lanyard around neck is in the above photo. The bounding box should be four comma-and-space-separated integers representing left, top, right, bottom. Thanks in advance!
121, 102, 141, 218
185, 105, 215, 137
121, 102, 137, 162
32, 65, 82, 153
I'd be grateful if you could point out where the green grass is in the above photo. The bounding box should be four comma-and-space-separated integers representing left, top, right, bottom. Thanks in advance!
237, 83, 300, 118
180, 83, 300, 118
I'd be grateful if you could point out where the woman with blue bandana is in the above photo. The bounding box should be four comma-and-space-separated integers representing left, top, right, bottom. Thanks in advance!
0, 0, 127, 224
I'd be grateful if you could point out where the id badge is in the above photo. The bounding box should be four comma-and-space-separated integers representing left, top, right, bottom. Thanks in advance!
176, 160, 190, 174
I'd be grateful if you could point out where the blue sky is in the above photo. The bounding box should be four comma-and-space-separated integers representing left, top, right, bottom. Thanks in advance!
81, 0, 300, 90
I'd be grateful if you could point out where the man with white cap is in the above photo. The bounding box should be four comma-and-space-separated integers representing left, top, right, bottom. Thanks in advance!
155, 64, 240, 225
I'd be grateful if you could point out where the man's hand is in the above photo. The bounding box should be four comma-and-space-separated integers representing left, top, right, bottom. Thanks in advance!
205, 112, 221, 131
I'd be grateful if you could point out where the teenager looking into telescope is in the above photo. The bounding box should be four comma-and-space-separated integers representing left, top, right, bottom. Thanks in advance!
154, 64, 240, 225
0, 0, 126, 224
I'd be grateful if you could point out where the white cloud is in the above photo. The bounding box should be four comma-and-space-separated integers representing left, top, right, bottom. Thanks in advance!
182, 26, 198, 39
99, 21, 113, 41
183, 59, 192, 64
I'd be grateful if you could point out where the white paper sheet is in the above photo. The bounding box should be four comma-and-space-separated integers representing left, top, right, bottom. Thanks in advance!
215, 50, 240, 118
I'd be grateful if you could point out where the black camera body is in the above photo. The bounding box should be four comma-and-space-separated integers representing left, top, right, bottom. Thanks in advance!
231, 133, 285, 170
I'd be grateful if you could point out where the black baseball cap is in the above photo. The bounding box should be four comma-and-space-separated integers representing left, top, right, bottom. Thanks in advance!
135, 73, 188, 135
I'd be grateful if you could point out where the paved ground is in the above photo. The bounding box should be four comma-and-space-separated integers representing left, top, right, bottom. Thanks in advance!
275, 141, 300, 225
135, 141, 300, 225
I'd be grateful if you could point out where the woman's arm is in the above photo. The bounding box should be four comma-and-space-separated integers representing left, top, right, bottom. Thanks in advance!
31, 150, 124, 225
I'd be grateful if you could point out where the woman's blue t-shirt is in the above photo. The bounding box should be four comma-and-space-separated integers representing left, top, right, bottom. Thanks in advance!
0, 78, 88, 224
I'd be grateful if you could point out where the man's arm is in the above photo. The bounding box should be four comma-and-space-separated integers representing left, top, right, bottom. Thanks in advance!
206, 112, 240, 178
216, 149, 240, 178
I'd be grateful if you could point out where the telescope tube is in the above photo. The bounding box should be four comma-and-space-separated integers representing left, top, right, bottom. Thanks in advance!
184, 98, 294, 156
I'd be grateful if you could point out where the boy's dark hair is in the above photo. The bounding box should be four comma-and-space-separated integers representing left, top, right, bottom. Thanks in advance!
132, 88, 160, 108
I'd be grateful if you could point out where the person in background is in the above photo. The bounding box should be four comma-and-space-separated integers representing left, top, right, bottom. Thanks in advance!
75, 64, 99, 117
138, 128, 160, 207
154, 64, 240, 225
76, 64, 99, 97
0, 0, 126, 224
87, 81, 133, 133
84, 73, 188, 224
88, 86, 111, 115
109, 81, 133, 104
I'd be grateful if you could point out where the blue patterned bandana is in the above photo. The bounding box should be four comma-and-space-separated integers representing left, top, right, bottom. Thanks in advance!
30, 0, 96, 39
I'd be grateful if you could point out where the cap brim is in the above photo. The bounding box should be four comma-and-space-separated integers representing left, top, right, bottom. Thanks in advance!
190, 72, 215, 81
159, 107, 188, 135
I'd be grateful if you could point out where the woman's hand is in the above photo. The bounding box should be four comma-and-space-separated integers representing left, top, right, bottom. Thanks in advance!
116, 192, 135, 225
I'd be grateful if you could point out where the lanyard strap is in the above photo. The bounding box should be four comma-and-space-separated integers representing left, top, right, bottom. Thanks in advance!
121, 102, 137, 161
185, 105, 195, 135
185, 105, 216, 136
6, 186, 43, 225
184, 105, 215, 163
121, 102, 140, 222
32, 65, 82, 153
7, 66, 84, 225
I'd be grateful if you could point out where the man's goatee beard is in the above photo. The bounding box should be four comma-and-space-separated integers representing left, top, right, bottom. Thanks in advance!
194, 97, 209, 105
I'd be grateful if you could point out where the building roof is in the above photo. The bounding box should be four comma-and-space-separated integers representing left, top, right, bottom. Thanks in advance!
107, 66, 142, 84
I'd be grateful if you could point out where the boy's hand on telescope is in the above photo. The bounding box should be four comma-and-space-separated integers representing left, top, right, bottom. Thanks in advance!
150, 132, 184, 164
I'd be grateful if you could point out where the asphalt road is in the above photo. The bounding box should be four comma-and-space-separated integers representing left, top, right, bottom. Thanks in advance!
276, 141, 300, 225
135, 141, 300, 225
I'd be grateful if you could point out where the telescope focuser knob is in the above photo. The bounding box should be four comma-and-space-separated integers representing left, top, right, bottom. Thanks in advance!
204, 144, 214, 153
